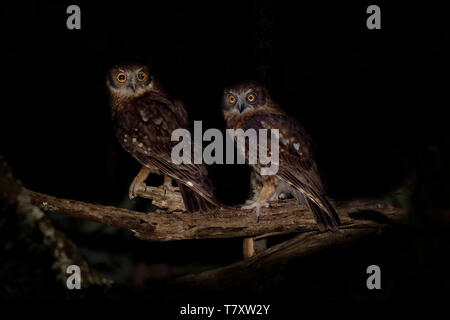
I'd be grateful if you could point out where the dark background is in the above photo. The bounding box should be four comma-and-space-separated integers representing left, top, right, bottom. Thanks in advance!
1, 0, 450, 307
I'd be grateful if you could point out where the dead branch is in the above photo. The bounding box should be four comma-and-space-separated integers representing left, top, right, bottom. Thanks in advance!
25, 186, 406, 242
135, 185, 184, 211
175, 228, 386, 290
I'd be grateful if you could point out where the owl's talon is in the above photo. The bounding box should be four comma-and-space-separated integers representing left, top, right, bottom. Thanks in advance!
129, 181, 147, 200
162, 184, 179, 193
162, 176, 180, 192
241, 200, 269, 219
241, 201, 256, 209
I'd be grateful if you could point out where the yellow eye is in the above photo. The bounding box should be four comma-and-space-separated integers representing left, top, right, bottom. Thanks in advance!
137, 71, 147, 82
228, 95, 236, 104
247, 93, 256, 103
117, 72, 127, 83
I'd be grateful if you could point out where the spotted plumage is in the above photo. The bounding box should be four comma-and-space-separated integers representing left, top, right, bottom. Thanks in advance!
107, 63, 219, 212
221, 81, 340, 235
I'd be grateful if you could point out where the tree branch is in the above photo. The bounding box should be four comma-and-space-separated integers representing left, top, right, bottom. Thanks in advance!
133, 184, 185, 211
25, 186, 406, 242
0, 157, 111, 291
174, 228, 387, 290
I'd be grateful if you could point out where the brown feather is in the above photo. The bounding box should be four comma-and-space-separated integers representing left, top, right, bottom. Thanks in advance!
222, 82, 340, 230
107, 65, 220, 212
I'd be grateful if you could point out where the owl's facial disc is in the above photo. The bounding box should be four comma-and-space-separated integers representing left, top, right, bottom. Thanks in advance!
107, 64, 153, 96
222, 82, 267, 116
229, 89, 257, 113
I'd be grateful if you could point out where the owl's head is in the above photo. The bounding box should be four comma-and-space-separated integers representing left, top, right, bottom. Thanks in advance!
106, 63, 154, 96
221, 81, 269, 116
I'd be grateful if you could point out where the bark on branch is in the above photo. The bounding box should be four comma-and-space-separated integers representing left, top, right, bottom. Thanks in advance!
25, 186, 405, 242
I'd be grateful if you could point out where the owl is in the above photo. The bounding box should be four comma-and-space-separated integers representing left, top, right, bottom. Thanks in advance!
221, 82, 340, 257
106, 63, 220, 212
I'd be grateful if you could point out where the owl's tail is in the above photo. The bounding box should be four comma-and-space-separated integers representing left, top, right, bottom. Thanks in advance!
293, 190, 340, 232
178, 182, 220, 212
306, 198, 340, 232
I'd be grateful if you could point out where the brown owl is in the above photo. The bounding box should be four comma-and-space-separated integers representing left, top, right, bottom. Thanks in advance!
221, 81, 340, 257
106, 63, 220, 212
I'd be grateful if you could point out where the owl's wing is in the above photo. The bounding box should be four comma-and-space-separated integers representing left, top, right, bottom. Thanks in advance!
133, 153, 220, 212
243, 113, 340, 231
114, 93, 219, 212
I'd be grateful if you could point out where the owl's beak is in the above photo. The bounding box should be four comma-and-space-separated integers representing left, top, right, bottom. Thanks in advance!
129, 81, 137, 92
237, 102, 245, 113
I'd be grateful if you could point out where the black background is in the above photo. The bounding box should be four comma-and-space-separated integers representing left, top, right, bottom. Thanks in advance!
1, 0, 450, 306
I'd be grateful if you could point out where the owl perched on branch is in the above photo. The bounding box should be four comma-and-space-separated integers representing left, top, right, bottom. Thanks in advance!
221, 82, 340, 257
106, 63, 220, 212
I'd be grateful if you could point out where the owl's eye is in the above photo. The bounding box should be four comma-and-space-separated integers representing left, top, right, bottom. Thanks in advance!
247, 93, 256, 103
228, 95, 237, 104
117, 72, 127, 83
137, 71, 147, 82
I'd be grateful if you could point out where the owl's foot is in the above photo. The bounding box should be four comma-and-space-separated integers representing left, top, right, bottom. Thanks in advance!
129, 167, 151, 200
241, 200, 270, 219
162, 183, 179, 193
129, 181, 147, 200
162, 176, 179, 193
